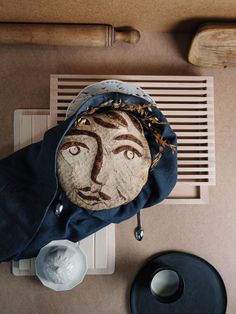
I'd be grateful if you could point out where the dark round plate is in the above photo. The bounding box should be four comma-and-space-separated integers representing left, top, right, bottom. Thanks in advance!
130, 251, 227, 314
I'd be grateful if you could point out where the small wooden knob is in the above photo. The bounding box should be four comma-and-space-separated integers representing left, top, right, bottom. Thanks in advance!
114, 29, 141, 44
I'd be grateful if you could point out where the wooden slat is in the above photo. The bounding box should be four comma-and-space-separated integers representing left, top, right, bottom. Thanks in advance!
55, 74, 212, 81
178, 146, 210, 151
32, 115, 48, 143
94, 228, 108, 269
177, 181, 212, 186
176, 131, 214, 137
178, 153, 213, 158
167, 117, 209, 123
163, 111, 212, 116
19, 259, 31, 270
79, 234, 94, 269
172, 125, 209, 130
178, 174, 214, 178
20, 115, 32, 148
177, 138, 214, 144
177, 160, 210, 165
177, 167, 215, 172
58, 81, 209, 88
159, 104, 211, 109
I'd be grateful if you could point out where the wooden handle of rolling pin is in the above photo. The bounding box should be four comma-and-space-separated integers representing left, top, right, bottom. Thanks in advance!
0, 23, 140, 47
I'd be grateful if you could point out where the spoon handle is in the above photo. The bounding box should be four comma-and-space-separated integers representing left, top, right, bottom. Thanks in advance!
137, 211, 142, 228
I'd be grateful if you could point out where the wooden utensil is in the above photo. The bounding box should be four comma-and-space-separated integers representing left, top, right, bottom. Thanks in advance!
188, 23, 236, 67
0, 23, 140, 47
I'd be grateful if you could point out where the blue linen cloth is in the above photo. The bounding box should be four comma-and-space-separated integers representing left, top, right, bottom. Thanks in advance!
0, 92, 177, 261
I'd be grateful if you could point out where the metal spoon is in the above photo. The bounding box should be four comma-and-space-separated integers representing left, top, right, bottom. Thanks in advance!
134, 211, 144, 241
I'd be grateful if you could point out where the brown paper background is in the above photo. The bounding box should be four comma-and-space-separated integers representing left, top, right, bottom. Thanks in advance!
0, 32, 235, 313
0, 0, 236, 32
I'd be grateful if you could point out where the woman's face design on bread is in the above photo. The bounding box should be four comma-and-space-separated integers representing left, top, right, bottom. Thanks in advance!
57, 111, 151, 210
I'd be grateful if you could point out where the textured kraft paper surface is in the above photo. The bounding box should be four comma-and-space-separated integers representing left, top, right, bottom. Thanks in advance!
0, 0, 236, 32
0, 32, 235, 314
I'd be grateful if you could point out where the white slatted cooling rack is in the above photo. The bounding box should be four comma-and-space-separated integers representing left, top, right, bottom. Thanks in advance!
50, 75, 215, 204
12, 110, 115, 276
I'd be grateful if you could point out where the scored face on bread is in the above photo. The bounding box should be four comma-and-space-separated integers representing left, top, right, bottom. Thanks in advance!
57, 111, 151, 210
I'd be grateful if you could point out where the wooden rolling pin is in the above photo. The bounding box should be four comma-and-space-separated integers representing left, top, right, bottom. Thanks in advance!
0, 23, 140, 47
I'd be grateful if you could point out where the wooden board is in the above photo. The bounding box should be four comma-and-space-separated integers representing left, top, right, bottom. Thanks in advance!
12, 109, 115, 276
50, 74, 216, 204
188, 24, 236, 67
